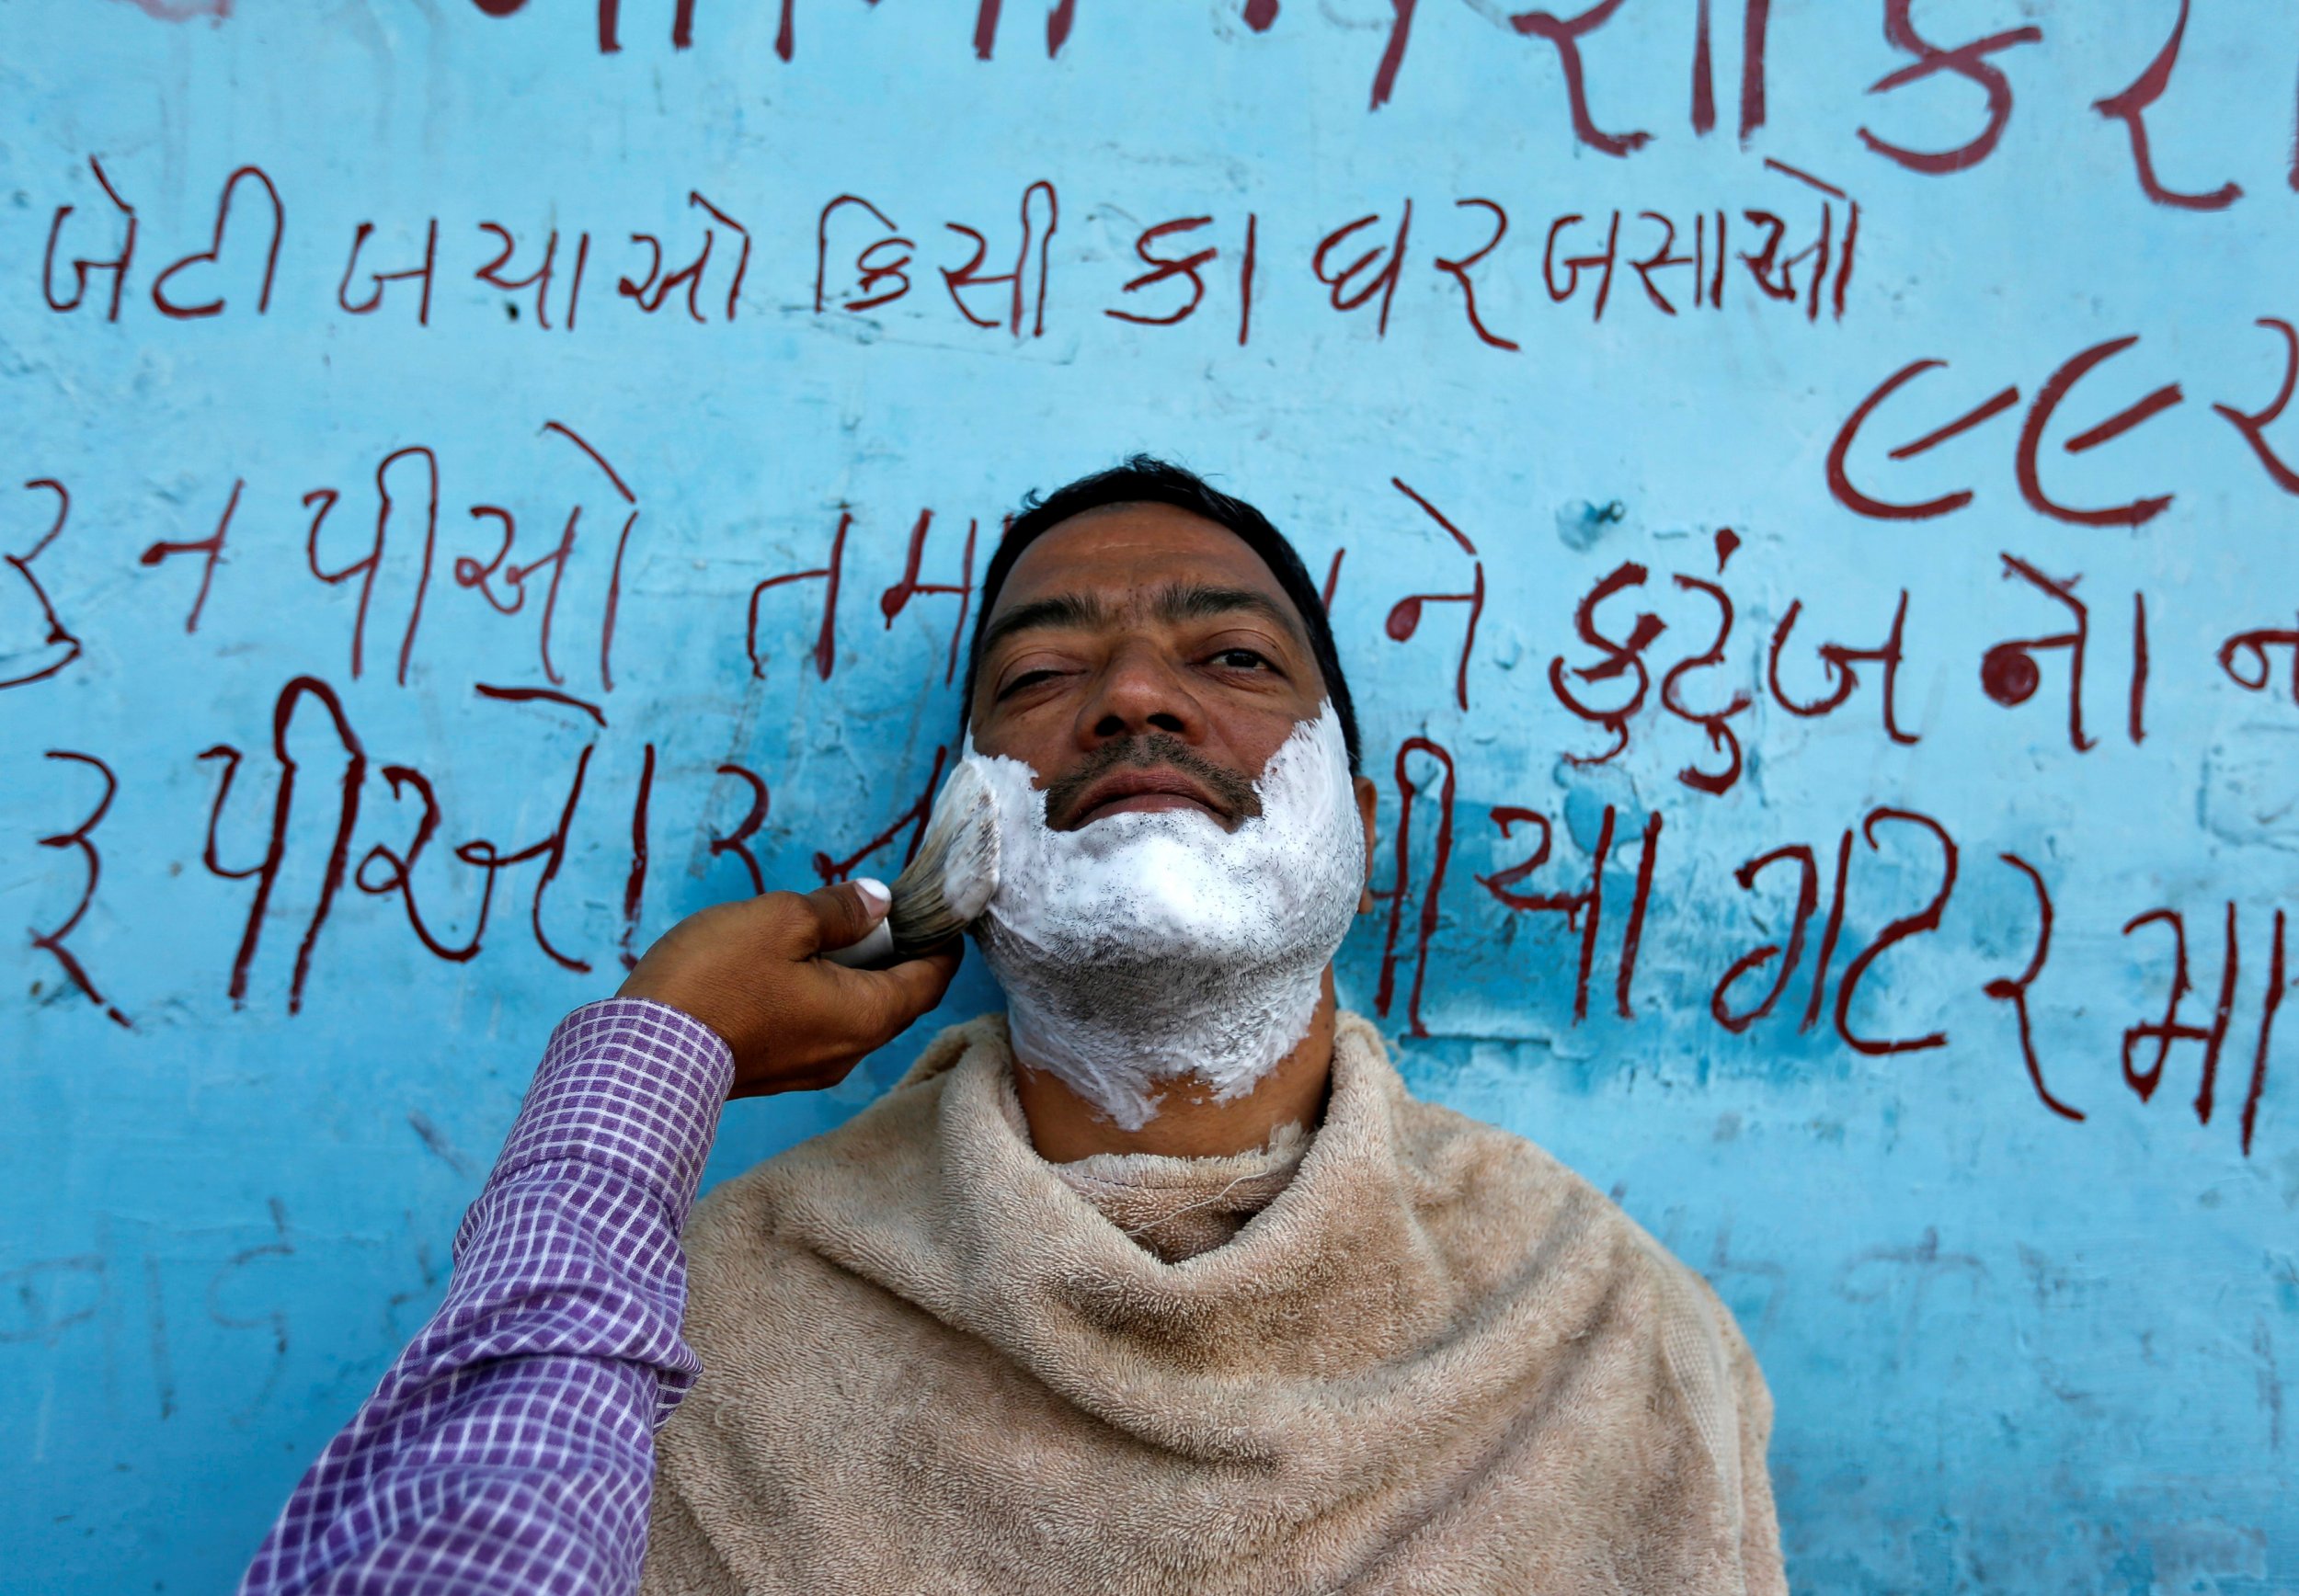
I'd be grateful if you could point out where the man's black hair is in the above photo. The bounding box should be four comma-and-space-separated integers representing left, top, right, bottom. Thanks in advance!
959, 456, 1362, 773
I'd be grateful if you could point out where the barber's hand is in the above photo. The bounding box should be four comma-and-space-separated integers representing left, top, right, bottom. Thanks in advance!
617, 880, 963, 1099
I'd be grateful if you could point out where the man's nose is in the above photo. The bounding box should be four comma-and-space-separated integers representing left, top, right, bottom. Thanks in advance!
1076, 640, 1205, 747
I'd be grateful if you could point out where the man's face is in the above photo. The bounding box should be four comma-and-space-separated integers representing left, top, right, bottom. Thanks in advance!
966, 503, 1377, 859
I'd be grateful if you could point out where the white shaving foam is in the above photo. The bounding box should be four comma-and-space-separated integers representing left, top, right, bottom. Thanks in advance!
964, 701, 1365, 1131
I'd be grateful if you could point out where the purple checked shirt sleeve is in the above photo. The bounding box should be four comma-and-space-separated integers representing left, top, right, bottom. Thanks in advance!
240, 998, 734, 1596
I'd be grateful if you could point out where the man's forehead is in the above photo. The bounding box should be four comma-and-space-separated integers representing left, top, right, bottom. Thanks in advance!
992, 502, 1294, 618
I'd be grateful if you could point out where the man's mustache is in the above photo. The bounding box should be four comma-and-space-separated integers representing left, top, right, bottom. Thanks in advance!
1041, 735, 1262, 830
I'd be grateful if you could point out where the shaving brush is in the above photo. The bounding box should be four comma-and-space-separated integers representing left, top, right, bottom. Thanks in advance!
825, 760, 1001, 967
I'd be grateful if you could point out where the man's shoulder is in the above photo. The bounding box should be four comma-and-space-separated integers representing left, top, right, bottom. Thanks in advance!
683, 1014, 994, 1259
1345, 1018, 1723, 1324
1333, 1012, 1602, 1226
1380, 1078, 1762, 1425
1390, 1090, 1669, 1271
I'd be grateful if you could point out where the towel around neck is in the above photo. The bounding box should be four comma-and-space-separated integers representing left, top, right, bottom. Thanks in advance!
1049, 1114, 1310, 1263
643, 1010, 1786, 1596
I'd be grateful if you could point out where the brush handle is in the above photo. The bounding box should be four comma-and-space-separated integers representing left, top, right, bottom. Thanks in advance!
822, 919, 895, 969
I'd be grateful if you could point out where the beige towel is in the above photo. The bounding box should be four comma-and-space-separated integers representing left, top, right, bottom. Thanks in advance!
644, 1011, 1787, 1595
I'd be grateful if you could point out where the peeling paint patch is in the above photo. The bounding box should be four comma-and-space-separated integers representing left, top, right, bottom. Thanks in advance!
1555, 497, 1627, 551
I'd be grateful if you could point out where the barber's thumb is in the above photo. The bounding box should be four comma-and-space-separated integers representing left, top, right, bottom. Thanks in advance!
808, 878, 892, 956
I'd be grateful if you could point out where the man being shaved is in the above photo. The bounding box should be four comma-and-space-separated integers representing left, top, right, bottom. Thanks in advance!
243, 458, 1786, 1596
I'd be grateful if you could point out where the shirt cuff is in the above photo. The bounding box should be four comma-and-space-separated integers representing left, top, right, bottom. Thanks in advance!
491, 998, 736, 1214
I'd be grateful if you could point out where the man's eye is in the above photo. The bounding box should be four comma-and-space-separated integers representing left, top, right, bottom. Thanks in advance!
1211, 648, 1270, 670
997, 668, 1061, 700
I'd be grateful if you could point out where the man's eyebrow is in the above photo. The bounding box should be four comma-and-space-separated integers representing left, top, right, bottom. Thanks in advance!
1153, 583, 1310, 648
977, 582, 1310, 662
976, 591, 1114, 659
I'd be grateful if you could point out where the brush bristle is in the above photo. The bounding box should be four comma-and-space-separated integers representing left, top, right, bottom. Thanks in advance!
886, 762, 1000, 958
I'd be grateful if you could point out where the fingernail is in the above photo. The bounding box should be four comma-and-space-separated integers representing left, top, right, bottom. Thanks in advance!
852, 876, 892, 912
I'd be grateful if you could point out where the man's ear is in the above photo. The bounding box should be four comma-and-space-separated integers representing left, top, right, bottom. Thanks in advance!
1352, 773, 1378, 913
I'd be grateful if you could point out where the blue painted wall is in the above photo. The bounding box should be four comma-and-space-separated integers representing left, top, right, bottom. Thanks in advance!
4, 3, 2295, 1590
